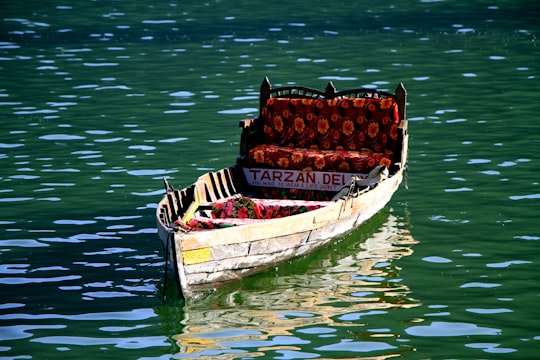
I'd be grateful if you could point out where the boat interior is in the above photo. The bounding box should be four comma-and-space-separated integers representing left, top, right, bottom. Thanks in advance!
159, 77, 407, 231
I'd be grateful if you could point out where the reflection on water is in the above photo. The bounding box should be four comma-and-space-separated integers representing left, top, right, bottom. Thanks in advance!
161, 212, 419, 358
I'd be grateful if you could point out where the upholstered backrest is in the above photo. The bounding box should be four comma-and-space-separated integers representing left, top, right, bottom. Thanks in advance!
260, 97, 400, 154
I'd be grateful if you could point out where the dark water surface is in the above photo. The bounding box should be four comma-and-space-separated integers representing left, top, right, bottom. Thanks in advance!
1, 1, 539, 358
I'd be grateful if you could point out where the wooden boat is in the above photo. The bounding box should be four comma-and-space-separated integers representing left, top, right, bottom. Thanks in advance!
156, 77, 408, 298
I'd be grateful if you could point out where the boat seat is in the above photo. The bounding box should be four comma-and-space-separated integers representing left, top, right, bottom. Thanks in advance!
246, 144, 392, 173
236, 78, 407, 200
240, 97, 401, 198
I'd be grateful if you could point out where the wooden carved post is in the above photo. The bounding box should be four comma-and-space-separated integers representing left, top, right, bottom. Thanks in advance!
325, 81, 336, 99
260, 76, 272, 112
395, 83, 407, 120
395, 82, 408, 174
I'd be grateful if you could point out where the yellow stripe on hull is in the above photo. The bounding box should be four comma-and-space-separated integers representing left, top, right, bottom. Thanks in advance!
183, 247, 211, 265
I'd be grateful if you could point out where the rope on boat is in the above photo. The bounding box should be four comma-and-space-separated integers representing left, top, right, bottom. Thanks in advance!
161, 229, 173, 304
331, 165, 389, 201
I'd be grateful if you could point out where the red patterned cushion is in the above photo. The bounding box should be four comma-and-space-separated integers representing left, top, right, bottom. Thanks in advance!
246, 144, 393, 173
259, 187, 334, 201
212, 196, 323, 219
174, 197, 325, 230
261, 97, 399, 153
242, 96, 399, 199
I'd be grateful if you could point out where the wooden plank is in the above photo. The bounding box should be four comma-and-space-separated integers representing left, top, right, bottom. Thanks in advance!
248, 232, 308, 256
212, 242, 251, 261
179, 202, 342, 251
222, 167, 237, 196
180, 182, 203, 224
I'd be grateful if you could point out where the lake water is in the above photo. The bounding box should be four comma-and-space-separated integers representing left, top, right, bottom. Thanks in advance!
1, 1, 539, 358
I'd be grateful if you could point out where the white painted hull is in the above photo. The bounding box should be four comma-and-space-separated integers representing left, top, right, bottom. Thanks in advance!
156, 167, 404, 298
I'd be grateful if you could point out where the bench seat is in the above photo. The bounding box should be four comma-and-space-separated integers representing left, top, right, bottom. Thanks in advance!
237, 78, 407, 201
243, 96, 400, 174
246, 143, 393, 173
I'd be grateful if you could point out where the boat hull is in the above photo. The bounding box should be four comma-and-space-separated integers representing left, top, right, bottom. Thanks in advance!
156, 168, 403, 298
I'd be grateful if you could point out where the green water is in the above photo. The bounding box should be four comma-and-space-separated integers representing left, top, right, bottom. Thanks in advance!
1, 1, 539, 358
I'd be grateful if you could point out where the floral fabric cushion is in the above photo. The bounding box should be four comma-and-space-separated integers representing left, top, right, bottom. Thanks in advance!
243, 96, 400, 200
175, 196, 324, 230
261, 97, 400, 153
245, 97, 399, 175
259, 187, 334, 201
246, 144, 393, 173
212, 196, 322, 219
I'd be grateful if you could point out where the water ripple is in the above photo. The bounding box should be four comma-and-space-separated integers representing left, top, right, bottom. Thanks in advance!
315, 339, 396, 352
39, 134, 85, 141
0, 325, 65, 341
30, 335, 169, 349
0, 264, 28, 274
460, 282, 501, 289
83, 62, 119, 67
422, 256, 452, 263
54, 219, 96, 226
465, 343, 516, 354
0, 143, 24, 148
0, 308, 156, 321
0, 239, 48, 248
83, 291, 137, 298
509, 193, 540, 200
486, 260, 531, 268
169, 91, 194, 97
127, 169, 177, 176
158, 137, 188, 143
406, 322, 501, 337
0, 197, 34, 202
0, 275, 81, 285
466, 308, 512, 314
218, 108, 258, 115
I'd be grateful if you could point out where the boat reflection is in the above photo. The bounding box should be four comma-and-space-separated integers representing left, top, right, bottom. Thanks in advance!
164, 210, 418, 358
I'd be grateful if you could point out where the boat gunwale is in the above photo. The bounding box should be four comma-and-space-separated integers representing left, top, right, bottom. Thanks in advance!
156, 166, 403, 250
